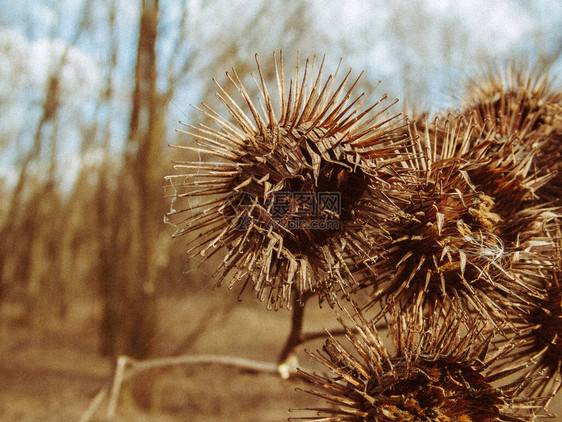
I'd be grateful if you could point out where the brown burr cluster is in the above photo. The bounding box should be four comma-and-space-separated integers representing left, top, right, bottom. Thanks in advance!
167, 55, 561, 419
292, 308, 537, 422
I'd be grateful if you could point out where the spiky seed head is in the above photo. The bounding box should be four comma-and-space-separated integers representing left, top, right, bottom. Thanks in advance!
489, 222, 562, 401
362, 116, 545, 321
292, 306, 538, 421
166, 53, 409, 309
458, 63, 562, 203
527, 280, 562, 395
459, 62, 561, 138
534, 103, 562, 201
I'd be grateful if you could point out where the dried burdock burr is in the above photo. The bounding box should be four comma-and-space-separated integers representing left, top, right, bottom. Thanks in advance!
292, 305, 538, 421
488, 221, 562, 404
458, 62, 562, 203
362, 116, 543, 321
459, 62, 561, 139
534, 103, 562, 201
165, 52, 409, 309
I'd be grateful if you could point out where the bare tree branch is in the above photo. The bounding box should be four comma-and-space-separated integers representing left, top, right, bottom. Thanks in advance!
81, 352, 307, 422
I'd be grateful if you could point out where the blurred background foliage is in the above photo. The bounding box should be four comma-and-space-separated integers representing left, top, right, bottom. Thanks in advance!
0, 0, 560, 361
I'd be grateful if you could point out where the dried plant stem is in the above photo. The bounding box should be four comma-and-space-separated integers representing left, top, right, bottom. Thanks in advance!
123, 354, 279, 375
277, 293, 390, 377
277, 303, 304, 364
106, 355, 128, 420
277, 292, 313, 377
79, 386, 108, 422
81, 354, 291, 422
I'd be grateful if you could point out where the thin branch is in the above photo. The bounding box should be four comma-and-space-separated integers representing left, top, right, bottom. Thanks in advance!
277, 291, 316, 379
79, 385, 109, 422
278, 295, 307, 364
277, 295, 389, 374
125, 354, 279, 376
82, 353, 302, 422
106, 355, 128, 420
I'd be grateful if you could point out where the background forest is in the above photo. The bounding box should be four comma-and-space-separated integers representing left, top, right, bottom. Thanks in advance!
0, 0, 561, 420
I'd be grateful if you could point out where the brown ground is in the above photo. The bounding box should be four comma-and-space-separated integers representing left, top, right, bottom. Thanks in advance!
1, 290, 561, 421
0, 290, 335, 421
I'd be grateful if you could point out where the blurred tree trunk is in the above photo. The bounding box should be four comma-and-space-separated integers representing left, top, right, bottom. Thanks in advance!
0, 0, 91, 323
101, 0, 162, 359
97, 0, 120, 357
0, 69, 61, 321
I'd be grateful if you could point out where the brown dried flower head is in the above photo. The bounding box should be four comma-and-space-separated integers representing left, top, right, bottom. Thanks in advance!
534, 103, 562, 201
489, 222, 562, 401
459, 62, 561, 138
166, 53, 408, 309
293, 306, 537, 421
363, 116, 544, 320
458, 63, 562, 202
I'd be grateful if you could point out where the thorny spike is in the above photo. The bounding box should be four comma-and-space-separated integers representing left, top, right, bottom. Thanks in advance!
254, 54, 277, 130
